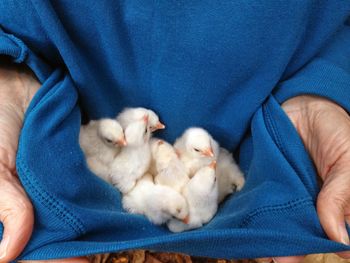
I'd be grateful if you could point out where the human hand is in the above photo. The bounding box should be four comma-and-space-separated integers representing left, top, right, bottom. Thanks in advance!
0, 59, 89, 263
269, 95, 350, 263
0, 60, 39, 262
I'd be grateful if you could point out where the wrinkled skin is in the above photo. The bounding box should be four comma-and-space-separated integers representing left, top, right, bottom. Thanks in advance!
0, 60, 88, 263
268, 96, 350, 263
0, 60, 349, 262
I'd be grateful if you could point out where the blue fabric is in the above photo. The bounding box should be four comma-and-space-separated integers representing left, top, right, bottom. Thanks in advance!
0, 0, 350, 260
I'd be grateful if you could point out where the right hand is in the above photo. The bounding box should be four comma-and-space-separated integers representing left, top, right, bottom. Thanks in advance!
0, 59, 89, 263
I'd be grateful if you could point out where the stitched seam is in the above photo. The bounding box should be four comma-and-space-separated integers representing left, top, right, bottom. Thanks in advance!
263, 103, 286, 156
263, 99, 317, 197
0, 29, 28, 62
5, 34, 28, 63
240, 198, 313, 227
16, 156, 85, 235
0, 33, 20, 58
17, 157, 85, 234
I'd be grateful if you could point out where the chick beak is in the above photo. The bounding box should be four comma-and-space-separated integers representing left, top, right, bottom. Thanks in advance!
202, 148, 214, 157
150, 122, 165, 132
209, 160, 217, 169
157, 140, 164, 145
156, 122, 165, 130
116, 137, 127, 146
182, 215, 190, 224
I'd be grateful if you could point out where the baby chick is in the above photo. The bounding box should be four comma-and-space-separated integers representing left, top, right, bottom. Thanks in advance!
122, 173, 189, 225
117, 107, 165, 132
167, 161, 219, 232
110, 116, 152, 193
217, 148, 245, 203
149, 138, 189, 193
174, 127, 219, 177
79, 118, 126, 182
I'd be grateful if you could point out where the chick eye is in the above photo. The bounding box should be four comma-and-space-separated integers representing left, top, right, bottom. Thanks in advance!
106, 139, 113, 143
144, 128, 148, 134
194, 148, 200, 152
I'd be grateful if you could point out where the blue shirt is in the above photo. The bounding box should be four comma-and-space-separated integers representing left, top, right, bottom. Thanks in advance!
0, 0, 350, 260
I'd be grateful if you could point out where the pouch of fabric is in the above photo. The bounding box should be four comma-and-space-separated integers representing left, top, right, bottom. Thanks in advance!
0, 28, 349, 261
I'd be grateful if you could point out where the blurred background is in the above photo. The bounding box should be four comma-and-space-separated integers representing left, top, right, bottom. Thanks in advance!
89, 251, 350, 263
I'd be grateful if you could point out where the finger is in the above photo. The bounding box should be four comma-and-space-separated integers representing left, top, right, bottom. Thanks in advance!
272, 256, 305, 263
19, 257, 91, 263
336, 251, 350, 259
0, 174, 34, 262
0, 199, 34, 262
255, 257, 273, 263
317, 169, 350, 246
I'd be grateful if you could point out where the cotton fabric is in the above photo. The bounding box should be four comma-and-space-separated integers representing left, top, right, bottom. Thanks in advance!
0, 1, 350, 260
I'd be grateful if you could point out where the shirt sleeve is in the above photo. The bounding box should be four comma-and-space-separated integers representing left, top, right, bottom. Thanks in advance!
273, 17, 350, 113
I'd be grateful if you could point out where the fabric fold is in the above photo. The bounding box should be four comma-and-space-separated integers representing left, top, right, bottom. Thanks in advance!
14, 91, 350, 259
274, 21, 350, 113
1, 1, 350, 260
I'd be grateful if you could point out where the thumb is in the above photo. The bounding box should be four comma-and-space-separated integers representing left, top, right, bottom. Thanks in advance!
317, 166, 350, 246
0, 169, 34, 262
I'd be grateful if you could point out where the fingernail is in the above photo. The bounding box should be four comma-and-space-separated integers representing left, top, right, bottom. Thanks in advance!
339, 225, 350, 245
0, 236, 9, 259
272, 258, 279, 263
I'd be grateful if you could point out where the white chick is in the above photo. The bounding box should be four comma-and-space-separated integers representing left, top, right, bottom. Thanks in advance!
117, 107, 165, 132
167, 161, 218, 232
174, 127, 219, 177
216, 148, 245, 203
79, 119, 126, 182
122, 173, 189, 225
110, 117, 152, 193
149, 138, 189, 192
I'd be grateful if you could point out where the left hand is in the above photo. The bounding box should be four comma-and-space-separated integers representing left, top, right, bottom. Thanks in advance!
0, 59, 90, 263
261, 95, 350, 263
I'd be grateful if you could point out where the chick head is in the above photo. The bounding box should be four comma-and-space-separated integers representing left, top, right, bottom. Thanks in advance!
98, 119, 126, 147
184, 128, 216, 159
193, 162, 217, 190
168, 195, 189, 221
118, 107, 165, 132
124, 116, 151, 146
147, 109, 165, 132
